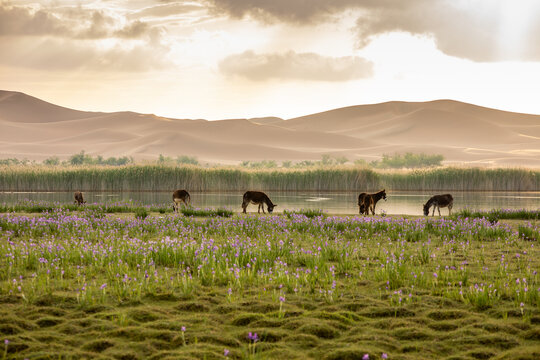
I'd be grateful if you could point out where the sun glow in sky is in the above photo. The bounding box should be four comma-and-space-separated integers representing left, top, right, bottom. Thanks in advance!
2, 0, 540, 119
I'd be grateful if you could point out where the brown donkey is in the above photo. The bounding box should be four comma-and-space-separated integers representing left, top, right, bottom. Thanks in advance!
358, 189, 387, 215
242, 191, 276, 214
358, 193, 368, 214
172, 189, 191, 212
74, 191, 86, 205
423, 194, 453, 216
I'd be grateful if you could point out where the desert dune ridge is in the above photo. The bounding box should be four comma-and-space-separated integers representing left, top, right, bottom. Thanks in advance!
0, 90, 539, 167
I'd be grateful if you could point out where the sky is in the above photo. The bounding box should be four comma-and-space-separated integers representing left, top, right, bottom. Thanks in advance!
2, 0, 540, 119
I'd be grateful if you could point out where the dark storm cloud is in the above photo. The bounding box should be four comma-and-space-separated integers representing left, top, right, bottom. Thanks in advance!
219, 50, 373, 81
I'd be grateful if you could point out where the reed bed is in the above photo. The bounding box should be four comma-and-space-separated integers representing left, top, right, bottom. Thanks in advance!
1, 165, 538, 192
0, 210, 539, 359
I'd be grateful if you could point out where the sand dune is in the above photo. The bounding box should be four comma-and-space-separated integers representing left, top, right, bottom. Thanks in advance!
0, 90, 103, 123
0, 91, 539, 167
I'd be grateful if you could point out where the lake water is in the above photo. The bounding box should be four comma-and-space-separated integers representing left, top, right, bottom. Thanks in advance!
1, 191, 539, 216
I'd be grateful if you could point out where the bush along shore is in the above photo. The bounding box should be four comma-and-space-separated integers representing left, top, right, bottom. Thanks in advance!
0, 165, 538, 192
0, 200, 233, 217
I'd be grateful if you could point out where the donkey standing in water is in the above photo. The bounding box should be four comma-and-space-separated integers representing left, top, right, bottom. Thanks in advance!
74, 191, 86, 205
358, 189, 387, 215
423, 194, 453, 216
242, 191, 276, 214
172, 189, 191, 212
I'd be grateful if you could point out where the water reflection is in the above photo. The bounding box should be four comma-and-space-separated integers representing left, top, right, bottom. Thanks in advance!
1, 191, 539, 215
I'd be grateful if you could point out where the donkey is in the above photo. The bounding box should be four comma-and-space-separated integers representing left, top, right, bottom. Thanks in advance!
423, 194, 453, 216
74, 191, 86, 205
358, 193, 368, 214
358, 189, 387, 215
172, 189, 191, 212
242, 191, 276, 214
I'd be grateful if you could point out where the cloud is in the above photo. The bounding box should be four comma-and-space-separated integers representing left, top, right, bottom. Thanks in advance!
354, 1, 506, 62
0, 4, 69, 36
204, 0, 363, 23
0, 4, 160, 41
205, 0, 540, 62
219, 50, 373, 81
0, 37, 171, 72
131, 2, 205, 19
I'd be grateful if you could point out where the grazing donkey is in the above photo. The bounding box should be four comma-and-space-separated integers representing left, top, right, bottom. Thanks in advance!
423, 194, 453, 216
242, 191, 276, 214
358, 189, 387, 215
358, 193, 368, 214
74, 191, 86, 205
172, 189, 191, 212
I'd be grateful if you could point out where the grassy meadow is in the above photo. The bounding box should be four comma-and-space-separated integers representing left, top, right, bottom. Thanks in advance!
0, 165, 538, 192
1, 208, 539, 359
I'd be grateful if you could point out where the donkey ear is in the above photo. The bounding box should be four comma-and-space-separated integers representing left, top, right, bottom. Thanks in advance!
274, 205, 278, 207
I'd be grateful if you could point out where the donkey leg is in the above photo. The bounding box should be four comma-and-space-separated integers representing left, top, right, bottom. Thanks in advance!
438, 207, 441, 216
448, 203, 453, 215
242, 201, 248, 213
432, 207, 436, 216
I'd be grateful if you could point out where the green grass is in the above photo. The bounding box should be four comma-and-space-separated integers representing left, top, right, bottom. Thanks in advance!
454, 209, 540, 222
0, 200, 173, 215
0, 200, 235, 218
181, 207, 234, 217
0, 209, 539, 359
283, 209, 326, 218
1, 164, 538, 192
134, 207, 149, 220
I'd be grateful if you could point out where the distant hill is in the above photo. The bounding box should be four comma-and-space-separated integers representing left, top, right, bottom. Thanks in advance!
0, 90, 103, 123
0, 90, 539, 167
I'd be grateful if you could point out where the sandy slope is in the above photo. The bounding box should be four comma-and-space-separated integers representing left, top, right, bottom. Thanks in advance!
0, 91, 538, 166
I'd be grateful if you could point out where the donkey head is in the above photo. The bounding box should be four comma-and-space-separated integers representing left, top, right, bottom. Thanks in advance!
267, 204, 277, 213
423, 203, 430, 216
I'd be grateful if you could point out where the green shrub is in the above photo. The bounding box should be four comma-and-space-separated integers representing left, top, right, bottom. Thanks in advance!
135, 208, 149, 220
518, 225, 538, 241
181, 208, 233, 217
372, 152, 444, 169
